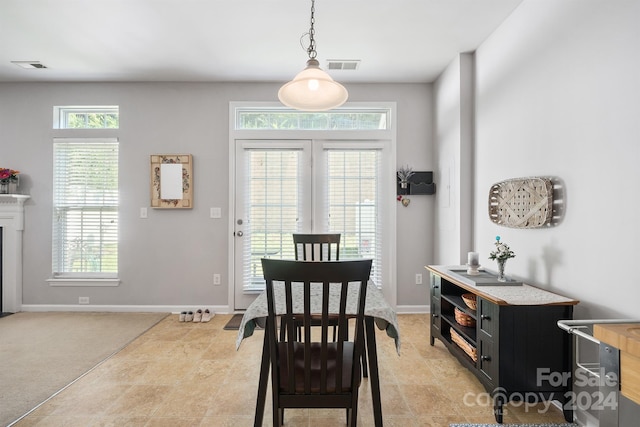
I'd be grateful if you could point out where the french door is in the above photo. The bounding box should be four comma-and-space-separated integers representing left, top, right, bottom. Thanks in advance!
234, 140, 311, 309
233, 139, 384, 310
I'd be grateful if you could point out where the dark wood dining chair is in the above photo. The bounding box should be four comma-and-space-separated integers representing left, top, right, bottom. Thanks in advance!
261, 258, 372, 427
290, 232, 369, 378
290, 233, 341, 340
292, 233, 341, 261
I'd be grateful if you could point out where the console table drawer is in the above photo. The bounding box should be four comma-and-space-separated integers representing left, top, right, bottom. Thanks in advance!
478, 298, 498, 339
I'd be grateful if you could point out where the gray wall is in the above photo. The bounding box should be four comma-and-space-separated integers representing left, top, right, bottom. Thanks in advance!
0, 82, 433, 311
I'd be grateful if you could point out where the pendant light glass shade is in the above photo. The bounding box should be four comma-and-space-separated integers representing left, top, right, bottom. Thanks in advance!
278, 59, 348, 111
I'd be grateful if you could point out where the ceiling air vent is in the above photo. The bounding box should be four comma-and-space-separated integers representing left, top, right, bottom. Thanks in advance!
327, 60, 360, 71
11, 61, 48, 69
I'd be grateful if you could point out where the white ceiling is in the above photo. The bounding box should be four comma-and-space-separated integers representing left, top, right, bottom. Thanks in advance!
0, 0, 523, 84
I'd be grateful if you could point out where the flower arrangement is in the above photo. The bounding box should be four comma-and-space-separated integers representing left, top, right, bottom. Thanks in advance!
488, 236, 515, 261
0, 168, 19, 184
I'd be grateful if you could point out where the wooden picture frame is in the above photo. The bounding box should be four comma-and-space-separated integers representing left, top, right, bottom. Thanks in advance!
150, 154, 193, 208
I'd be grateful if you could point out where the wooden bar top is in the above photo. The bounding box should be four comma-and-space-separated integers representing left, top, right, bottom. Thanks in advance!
426, 265, 579, 306
593, 323, 640, 358
594, 322, 640, 405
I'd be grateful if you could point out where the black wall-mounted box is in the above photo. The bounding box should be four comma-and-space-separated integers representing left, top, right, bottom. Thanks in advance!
397, 171, 436, 195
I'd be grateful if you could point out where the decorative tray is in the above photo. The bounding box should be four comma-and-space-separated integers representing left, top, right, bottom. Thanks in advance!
448, 268, 522, 287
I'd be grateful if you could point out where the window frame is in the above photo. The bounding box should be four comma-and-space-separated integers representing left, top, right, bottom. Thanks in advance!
48, 136, 120, 287
53, 106, 119, 129
234, 106, 390, 131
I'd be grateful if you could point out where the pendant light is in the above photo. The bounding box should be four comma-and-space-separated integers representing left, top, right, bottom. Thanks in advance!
278, 0, 348, 111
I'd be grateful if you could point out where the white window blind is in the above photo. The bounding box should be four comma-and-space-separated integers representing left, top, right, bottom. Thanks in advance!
325, 149, 381, 286
52, 138, 119, 277
242, 149, 302, 291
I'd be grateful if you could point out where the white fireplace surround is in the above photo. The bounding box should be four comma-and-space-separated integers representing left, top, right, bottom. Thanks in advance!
0, 194, 29, 312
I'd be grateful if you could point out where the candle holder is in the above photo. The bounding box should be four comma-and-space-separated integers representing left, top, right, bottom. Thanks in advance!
466, 263, 480, 276
466, 251, 480, 275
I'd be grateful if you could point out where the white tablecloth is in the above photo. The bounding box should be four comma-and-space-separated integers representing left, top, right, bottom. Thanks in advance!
235, 281, 400, 353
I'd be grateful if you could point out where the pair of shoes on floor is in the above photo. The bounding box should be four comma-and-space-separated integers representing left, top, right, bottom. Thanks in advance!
179, 309, 214, 323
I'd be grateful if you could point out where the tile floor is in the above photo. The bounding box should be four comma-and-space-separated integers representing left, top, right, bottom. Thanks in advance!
16, 314, 569, 426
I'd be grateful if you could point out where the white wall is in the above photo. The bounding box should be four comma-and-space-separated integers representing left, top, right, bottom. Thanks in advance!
431, 4, 640, 424
434, 53, 475, 265
0, 82, 432, 311
473, 0, 640, 320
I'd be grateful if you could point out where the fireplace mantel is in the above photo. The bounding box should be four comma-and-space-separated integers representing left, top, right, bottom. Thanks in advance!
1, 194, 30, 312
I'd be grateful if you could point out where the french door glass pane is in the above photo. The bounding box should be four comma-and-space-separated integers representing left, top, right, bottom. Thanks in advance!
243, 149, 301, 291
326, 149, 381, 285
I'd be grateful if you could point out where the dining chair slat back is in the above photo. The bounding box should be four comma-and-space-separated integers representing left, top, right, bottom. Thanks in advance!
261, 258, 372, 427
293, 233, 341, 261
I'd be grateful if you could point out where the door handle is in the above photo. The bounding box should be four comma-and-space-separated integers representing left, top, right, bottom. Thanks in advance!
236, 231, 244, 237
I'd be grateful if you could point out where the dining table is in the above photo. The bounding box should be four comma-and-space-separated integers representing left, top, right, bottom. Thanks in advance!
235, 280, 401, 427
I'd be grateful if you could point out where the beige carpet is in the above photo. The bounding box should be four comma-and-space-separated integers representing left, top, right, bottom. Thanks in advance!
0, 311, 168, 427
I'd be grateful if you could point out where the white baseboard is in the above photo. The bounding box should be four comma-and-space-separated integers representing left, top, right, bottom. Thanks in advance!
20, 304, 429, 315
395, 305, 429, 314
20, 304, 233, 314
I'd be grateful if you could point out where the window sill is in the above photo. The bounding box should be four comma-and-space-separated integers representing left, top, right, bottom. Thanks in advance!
47, 278, 120, 287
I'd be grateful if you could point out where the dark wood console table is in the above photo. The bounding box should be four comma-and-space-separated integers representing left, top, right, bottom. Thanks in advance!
427, 265, 579, 423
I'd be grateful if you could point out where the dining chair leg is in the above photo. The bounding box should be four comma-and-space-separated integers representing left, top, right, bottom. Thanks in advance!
362, 334, 368, 378
350, 390, 359, 427
279, 316, 286, 341
272, 391, 281, 427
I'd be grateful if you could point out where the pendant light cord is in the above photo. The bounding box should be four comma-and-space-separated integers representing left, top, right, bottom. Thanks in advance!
307, 0, 317, 59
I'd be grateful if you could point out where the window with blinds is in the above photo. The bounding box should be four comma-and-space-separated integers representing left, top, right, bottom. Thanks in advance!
52, 138, 119, 277
326, 149, 381, 285
242, 149, 302, 291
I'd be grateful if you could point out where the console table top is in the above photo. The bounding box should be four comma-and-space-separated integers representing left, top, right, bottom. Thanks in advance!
427, 265, 579, 306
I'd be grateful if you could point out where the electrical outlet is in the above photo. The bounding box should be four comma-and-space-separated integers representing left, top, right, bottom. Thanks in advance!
415, 273, 423, 285
213, 274, 221, 285
79, 296, 90, 304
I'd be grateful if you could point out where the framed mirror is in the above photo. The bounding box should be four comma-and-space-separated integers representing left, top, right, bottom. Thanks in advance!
150, 154, 193, 208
